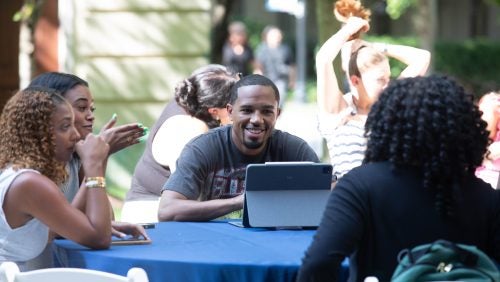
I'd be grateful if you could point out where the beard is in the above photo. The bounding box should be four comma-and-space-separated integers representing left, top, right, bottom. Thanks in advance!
243, 139, 264, 149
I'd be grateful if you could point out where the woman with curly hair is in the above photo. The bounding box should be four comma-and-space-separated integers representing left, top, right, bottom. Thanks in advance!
123, 64, 239, 222
0, 87, 145, 268
316, 0, 431, 180
298, 75, 500, 281
25, 73, 148, 270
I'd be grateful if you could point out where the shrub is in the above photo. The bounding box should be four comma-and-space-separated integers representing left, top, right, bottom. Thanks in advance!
434, 39, 500, 96
366, 36, 500, 97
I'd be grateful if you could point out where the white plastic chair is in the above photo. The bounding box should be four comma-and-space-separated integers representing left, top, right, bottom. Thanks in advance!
0, 262, 149, 282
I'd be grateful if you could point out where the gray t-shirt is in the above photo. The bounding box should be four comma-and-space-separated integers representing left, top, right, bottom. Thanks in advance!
163, 125, 319, 200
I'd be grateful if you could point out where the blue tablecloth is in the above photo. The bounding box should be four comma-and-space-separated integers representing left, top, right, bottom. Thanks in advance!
53, 221, 348, 282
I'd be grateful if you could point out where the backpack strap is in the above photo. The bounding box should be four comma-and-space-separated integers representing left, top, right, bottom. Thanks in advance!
397, 240, 479, 267
433, 240, 479, 267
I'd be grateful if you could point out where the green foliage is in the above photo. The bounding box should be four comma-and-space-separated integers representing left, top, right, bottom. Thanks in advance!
486, 0, 500, 5
108, 183, 128, 200
386, 0, 500, 20
386, 0, 416, 19
434, 39, 500, 96
305, 80, 318, 103
364, 36, 500, 96
12, 0, 43, 22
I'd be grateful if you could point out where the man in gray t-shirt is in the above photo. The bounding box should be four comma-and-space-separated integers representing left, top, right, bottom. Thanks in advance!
158, 74, 319, 222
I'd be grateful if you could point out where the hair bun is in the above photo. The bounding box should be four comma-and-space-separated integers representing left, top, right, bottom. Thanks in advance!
333, 0, 371, 23
175, 78, 200, 116
333, 0, 371, 40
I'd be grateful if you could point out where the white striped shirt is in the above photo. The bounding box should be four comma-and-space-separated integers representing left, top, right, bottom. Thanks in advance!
318, 93, 367, 179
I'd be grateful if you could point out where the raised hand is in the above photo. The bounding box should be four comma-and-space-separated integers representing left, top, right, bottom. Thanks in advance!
343, 16, 370, 41
76, 134, 110, 176
99, 114, 147, 155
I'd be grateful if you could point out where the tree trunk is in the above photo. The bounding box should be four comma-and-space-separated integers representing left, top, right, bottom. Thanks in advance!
412, 0, 436, 72
316, 0, 341, 45
210, 0, 234, 64
315, 0, 342, 76
33, 0, 58, 77
0, 0, 22, 111
470, 0, 489, 37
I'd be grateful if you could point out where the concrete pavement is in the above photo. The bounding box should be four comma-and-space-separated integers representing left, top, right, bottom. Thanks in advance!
275, 101, 326, 161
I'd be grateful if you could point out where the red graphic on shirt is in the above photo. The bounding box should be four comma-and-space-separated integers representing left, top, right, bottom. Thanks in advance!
211, 167, 246, 199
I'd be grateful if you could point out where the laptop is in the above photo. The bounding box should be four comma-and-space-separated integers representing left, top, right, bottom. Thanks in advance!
230, 162, 333, 228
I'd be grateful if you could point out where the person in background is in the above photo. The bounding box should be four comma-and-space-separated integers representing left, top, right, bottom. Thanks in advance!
0, 87, 147, 269
158, 74, 319, 222
255, 25, 295, 108
475, 91, 500, 188
316, 16, 430, 181
297, 75, 500, 281
123, 65, 239, 222
222, 21, 256, 76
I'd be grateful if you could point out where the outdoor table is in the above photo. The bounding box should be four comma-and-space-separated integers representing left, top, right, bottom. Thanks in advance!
53, 220, 349, 282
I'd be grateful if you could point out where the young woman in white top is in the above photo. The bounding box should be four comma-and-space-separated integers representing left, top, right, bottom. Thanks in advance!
0, 87, 147, 267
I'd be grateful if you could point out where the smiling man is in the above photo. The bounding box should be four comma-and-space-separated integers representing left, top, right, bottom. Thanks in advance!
158, 74, 319, 222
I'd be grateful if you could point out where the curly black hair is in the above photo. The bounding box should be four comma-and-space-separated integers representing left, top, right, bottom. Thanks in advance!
364, 75, 489, 217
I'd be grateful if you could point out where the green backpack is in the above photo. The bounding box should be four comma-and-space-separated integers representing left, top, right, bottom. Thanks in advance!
391, 240, 500, 282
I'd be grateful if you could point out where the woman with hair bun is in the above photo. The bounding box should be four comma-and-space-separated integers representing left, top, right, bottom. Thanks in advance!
123, 64, 238, 222
298, 75, 500, 281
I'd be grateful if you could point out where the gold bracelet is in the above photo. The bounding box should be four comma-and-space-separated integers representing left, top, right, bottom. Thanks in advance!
85, 176, 106, 189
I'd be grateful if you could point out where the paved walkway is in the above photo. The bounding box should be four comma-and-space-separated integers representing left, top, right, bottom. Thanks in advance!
275, 101, 326, 161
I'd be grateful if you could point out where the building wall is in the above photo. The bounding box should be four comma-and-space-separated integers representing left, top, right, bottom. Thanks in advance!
59, 0, 213, 194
